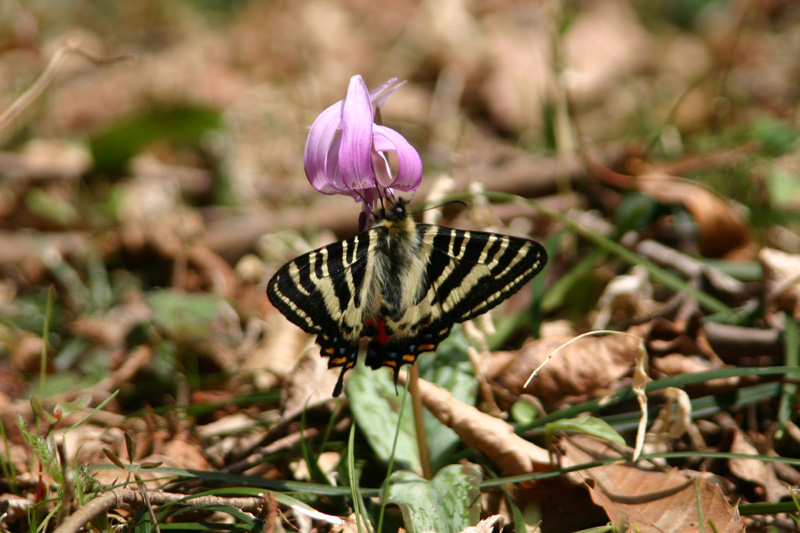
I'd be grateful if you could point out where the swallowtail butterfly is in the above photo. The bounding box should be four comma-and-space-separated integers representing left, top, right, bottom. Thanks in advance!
267, 198, 547, 397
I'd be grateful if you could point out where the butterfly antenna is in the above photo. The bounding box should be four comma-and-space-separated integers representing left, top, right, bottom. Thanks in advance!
354, 189, 377, 217
412, 199, 467, 214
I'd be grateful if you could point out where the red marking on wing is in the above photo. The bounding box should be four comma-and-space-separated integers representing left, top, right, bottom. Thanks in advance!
363, 317, 391, 345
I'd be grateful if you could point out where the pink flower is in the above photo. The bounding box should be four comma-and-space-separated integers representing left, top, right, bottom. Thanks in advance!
304, 75, 422, 224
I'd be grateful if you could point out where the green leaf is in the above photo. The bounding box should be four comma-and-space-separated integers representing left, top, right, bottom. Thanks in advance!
752, 116, 800, 156
30, 396, 58, 426
102, 448, 127, 469
52, 393, 92, 420
147, 290, 223, 341
545, 416, 626, 445
386, 464, 482, 533
510, 399, 539, 425
90, 104, 222, 174
25, 188, 80, 226
347, 360, 421, 473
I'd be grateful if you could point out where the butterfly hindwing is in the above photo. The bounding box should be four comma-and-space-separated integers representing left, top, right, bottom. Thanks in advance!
267, 228, 382, 396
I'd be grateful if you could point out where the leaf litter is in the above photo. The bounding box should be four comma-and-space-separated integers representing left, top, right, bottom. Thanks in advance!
1, 1, 800, 532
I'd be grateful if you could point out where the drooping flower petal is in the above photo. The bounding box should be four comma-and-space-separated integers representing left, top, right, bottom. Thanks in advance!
370, 78, 403, 109
304, 101, 345, 194
372, 125, 423, 192
338, 76, 376, 192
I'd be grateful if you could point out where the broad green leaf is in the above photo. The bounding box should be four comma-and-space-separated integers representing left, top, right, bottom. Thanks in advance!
90, 105, 222, 174
347, 360, 420, 473
386, 464, 482, 533
147, 290, 223, 341
546, 416, 626, 445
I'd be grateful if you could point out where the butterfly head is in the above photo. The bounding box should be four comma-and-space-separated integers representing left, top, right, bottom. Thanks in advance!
376, 197, 410, 224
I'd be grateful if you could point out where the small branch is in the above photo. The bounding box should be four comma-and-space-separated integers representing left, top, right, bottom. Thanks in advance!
53, 488, 266, 533
0, 37, 130, 134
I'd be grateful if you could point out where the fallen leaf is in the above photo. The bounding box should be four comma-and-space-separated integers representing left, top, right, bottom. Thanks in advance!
561, 435, 744, 533
636, 176, 755, 259
485, 334, 640, 404
760, 247, 800, 324
728, 429, 786, 503
397, 374, 549, 475
651, 353, 738, 390
589, 160, 755, 259
280, 345, 341, 421
243, 309, 310, 392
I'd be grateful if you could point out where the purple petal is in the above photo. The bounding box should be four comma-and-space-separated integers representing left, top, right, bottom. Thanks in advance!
304, 101, 343, 194
370, 78, 405, 109
339, 76, 376, 191
372, 125, 422, 191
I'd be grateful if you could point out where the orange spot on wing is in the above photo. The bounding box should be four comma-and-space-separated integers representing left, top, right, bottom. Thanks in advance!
418, 344, 435, 352
402, 354, 416, 363
330, 356, 347, 365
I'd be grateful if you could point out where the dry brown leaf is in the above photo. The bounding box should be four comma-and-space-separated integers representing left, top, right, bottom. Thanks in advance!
728, 429, 786, 503
590, 161, 755, 259
635, 176, 755, 259
242, 309, 309, 391
651, 353, 739, 390
397, 374, 549, 475
561, 435, 745, 533
280, 346, 341, 421
136, 436, 213, 490
592, 265, 656, 329
485, 334, 640, 404
71, 298, 152, 346
760, 247, 800, 324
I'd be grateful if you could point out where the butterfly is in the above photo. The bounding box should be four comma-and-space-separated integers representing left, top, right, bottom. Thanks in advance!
267, 198, 547, 397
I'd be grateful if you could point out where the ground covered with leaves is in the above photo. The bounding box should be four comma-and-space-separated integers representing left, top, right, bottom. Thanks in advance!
1, 1, 800, 532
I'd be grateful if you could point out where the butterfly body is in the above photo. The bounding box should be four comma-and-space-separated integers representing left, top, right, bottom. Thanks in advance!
267, 199, 547, 397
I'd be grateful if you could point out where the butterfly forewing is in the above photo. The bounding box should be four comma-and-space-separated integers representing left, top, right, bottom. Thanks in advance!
267, 228, 383, 396
420, 226, 547, 322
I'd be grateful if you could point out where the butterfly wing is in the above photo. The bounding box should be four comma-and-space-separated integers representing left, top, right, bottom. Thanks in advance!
365, 225, 547, 381
267, 228, 383, 396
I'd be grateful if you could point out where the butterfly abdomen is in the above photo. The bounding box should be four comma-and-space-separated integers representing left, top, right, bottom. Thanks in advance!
371, 213, 427, 321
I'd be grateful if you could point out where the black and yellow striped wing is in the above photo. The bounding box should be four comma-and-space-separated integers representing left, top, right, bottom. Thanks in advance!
267, 229, 383, 397
363, 226, 547, 378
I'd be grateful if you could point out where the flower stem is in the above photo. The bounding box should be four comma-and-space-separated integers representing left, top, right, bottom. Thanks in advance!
408, 364, 433, 480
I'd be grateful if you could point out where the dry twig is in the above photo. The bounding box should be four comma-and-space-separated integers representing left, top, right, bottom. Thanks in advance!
53, 488, 267, 533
